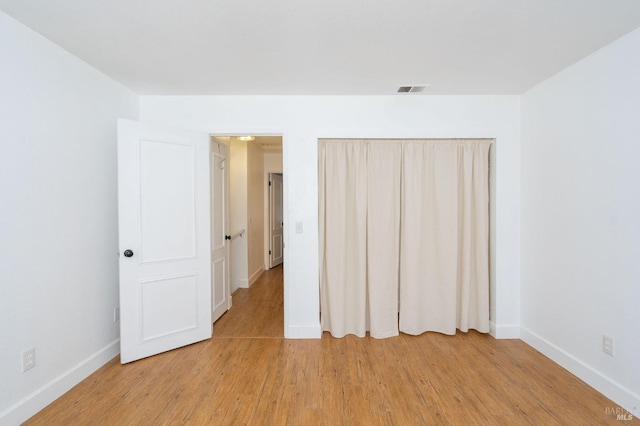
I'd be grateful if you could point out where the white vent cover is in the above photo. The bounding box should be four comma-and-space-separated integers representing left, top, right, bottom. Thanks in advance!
397, 85, 427, 93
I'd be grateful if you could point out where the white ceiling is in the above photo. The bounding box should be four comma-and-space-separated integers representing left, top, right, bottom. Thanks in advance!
2, 0, 640, 95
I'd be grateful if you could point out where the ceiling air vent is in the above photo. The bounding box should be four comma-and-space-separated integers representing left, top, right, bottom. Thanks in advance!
397, 85, 427, 93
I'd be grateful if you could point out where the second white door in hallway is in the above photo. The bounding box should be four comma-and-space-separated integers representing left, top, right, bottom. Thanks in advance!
269, 173, 283, 268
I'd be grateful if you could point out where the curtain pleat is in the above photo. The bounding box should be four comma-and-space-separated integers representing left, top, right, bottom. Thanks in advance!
399, 142, 459, 334
367, 141, 401, 338
456, 143, 490, 332
319, 139, 490, 338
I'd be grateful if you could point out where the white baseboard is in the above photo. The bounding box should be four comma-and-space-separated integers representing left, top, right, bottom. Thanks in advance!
489, 321, 520, 339
520, 327, 640, 418
285, 323, 322, 339
233, 278, 249, 290
248, 266, 265, 287
0, 339, 120, 425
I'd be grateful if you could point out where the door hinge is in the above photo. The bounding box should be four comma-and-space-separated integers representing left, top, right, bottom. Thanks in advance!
225, 235, 231, 240
269, 181, 271, 186
269, 250, 272, 255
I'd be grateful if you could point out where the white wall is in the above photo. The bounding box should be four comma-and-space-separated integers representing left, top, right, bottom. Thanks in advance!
0, 11, 139, 424
229, 139, 248, 292
264, 152, 283, 174
521, 28, 640, 415
228, 139, 265, 290
247, 141, 264, 282
140, 95, 521, 339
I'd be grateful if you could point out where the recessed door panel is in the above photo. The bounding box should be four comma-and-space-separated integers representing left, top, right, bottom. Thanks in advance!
141, 274, 198, 341
212, 258, 226, 312
139, 140, 196, 263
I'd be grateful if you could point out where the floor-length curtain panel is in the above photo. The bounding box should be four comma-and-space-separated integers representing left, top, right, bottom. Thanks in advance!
399, 140, 491, 335
456, 141, 491, 333
319, 140, 368, 337
366, 141, 402, 338
319, 139, 401, 338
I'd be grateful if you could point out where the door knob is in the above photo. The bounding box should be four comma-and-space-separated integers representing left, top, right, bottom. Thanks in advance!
123, 249, 134, 257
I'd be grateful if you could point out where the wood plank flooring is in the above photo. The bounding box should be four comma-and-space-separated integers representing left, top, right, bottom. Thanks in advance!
212, 265, 284, 338
26, 265, 636, 425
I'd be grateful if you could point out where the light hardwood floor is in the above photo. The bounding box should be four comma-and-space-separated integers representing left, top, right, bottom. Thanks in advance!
26, 265, 635, 425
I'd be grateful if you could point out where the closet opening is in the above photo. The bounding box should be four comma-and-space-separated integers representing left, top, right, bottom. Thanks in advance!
318, 138, 496, 338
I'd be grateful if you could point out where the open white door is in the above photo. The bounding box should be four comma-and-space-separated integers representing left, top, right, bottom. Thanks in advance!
211, 142, 231, 323
118, 119, 212, 364
269, 173, 284, 268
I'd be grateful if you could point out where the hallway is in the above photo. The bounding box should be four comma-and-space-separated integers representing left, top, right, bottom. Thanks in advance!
213, 265, 283, 338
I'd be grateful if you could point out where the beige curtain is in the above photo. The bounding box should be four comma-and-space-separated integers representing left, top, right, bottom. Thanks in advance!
319, 140, 401, 338
319, 141, 368, 337
367, 141, 402, 338
399, 140, 490, 335
319, 139, 490, 338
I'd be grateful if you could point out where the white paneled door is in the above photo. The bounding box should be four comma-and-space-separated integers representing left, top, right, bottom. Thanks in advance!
117, 119, 212, 364
269, 173, 284, 268
211, 146, 231, 323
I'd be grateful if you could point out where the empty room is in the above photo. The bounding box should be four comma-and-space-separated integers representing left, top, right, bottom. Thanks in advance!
1, 1, 639, 424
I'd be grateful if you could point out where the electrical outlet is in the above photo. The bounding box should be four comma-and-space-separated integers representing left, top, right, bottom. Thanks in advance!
602, 335, 614, 356
22, 348, 36, 372
113, 307, 120, 322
